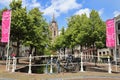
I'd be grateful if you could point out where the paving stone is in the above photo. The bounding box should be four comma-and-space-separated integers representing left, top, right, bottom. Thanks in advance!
0, 78, 16, 80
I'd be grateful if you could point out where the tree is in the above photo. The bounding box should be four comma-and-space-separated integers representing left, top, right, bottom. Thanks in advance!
89, 10, 106, 51
9, 0, 28, 62
76, 14, 90, 51
89, 10, 106, 66
52, 10, 106, 60
53, 27, 66, 54
67, 14, 90, 53
66, 15, 79, 54
9, 0, 50, 59
24, 8, 49, 55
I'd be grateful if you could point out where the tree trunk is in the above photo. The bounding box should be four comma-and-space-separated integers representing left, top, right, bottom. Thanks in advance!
93, 42, 97, 66
58, 49, 60, 54
63, 47, 65, 55
29, 45, 33, 55
80, 45, 83, 52
34, 47, 37, 56
33, 47, 36, 61
16, 40, 20, 63
79, 45, 83, 59
72, 47, 74, 54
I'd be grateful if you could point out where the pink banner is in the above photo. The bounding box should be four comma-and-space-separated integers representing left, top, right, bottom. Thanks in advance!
106, 19, 115, 47
1, 10, 11, 42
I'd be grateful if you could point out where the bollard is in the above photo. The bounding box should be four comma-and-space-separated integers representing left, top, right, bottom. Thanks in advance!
7, 56, 11, 71
6, 59, 8, 71
115, 60, 118, 72
45, 65, 48, 74
108, 56, 112, 73
14, 57, 16, 70
12, 57, 15, 72
80, 52, 84, 72
50, 55, 53, 74
28, 54, 32, 74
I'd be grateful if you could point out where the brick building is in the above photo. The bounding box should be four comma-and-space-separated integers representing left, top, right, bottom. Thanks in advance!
49, 14, 58, 42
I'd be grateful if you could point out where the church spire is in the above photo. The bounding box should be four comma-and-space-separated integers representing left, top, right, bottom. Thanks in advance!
49, 13, 58, 42
52, 13, 55, 22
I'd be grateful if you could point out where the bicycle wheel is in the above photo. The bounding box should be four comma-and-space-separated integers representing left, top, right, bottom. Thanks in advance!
45, 59, 60, 74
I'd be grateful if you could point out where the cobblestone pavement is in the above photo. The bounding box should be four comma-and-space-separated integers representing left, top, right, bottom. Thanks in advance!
0, 78, 16, 80
47, 76, 120, 80
0, 61, 120, 80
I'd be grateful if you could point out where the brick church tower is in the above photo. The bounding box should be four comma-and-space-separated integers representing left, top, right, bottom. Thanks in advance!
49, 14, 58, 42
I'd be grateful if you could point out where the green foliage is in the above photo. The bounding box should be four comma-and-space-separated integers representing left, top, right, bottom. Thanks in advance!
23, 8, 50, 55
66, 14, 91, 49
8, 0, 28, 58
10, 8, 27, 41
53, 9, 106, 53
89, 10, 106, 48
8, 0, 50, 56
44, 48, 52, 55
9, 0, 22, 10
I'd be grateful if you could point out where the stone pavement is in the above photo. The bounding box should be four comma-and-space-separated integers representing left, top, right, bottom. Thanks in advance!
0, 64, 120, 80
0, 78, 16, 80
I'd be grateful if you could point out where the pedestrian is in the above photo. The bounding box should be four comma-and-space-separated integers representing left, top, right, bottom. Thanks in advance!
11, 52, 16, 58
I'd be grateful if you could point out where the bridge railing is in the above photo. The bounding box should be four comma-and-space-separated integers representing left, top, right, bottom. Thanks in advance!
5, 53, 120, 74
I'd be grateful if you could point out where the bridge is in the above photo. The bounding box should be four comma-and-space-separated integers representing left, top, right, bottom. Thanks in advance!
0, 54, 120, 80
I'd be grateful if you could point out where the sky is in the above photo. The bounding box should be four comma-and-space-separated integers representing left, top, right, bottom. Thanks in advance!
0, 0, 120, 30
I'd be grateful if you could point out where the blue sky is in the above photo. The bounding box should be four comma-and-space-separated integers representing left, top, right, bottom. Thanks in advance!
0, 0, 120, 30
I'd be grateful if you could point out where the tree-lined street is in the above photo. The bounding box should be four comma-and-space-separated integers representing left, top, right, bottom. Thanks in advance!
0, 0, 120, 80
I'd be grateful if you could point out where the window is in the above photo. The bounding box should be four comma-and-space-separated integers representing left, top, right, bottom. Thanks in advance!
54, 31, 56, 36
99, 52, 101, 56
118, 34, 120, 45
111, 49, 113, 56
118, 23, 120, 30
103, 51, 105, 55
107, 51, 109, 55
117, 49, 119, 58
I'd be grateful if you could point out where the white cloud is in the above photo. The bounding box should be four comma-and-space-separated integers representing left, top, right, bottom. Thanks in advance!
75, 8, 104, 17
30, 0, 41, 8
43, 0, 82, 17
0, 0, 28, 8
75, 8, 91, 17
0, 0, 41, 9
22, 0, 30, 8
98, 8, 104, 16
0, 0, 82, 17
22, 0, 41, 9
113, 11, 120, 17
0, 0, 11, 6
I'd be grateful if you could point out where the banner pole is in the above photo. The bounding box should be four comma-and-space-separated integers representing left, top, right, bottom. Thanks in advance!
114, 18, 118, 72
5, 10, 12, 71
6, 40, 10, 71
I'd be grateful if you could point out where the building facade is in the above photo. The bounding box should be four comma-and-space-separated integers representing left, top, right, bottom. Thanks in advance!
113, 15, 120, 61
49, 14, 58, 42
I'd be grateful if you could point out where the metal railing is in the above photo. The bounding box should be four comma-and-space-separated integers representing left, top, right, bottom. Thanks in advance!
4, 53, 120, 74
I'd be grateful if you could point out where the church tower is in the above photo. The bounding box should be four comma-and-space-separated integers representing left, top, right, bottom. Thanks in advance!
49, 14, 58, 42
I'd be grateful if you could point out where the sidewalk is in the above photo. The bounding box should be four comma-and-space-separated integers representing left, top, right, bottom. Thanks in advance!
0, 65, 120, 80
